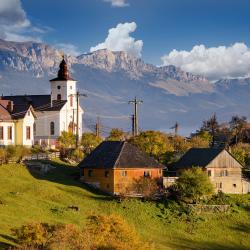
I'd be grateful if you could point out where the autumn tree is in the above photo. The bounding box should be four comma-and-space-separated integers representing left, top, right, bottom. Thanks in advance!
129, 130, 174, 163
229, 115, 247, 144
81, 132, 102, 155
201, 114, 219, 147
173, 168, 214, 203
107, 128, 125, 141
58, 131, 76, 148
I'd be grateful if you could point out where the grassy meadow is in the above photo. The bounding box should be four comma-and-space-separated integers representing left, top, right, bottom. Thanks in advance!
0, 161, 249, 250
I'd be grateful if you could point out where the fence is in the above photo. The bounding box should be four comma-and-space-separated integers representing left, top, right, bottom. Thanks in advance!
0, 151, 60, 165
22, 152, 60, 161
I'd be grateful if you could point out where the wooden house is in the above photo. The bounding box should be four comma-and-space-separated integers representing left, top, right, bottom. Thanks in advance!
78, 141, 164, 195
166, 148, 250, 194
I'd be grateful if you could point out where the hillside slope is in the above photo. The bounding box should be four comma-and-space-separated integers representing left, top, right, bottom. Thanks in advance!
0, 162, 249, 250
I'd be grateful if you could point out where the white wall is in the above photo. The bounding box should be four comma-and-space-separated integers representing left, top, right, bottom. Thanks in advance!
0, 121, 15, 146
22, 109, 35, 146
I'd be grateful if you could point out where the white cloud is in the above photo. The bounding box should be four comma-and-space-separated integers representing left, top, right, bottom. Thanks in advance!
104, 0, 129, 7
161, 43, 250, 80
55, 43, 80, 56
0, 0, 50, 42
90, 22, 143, 57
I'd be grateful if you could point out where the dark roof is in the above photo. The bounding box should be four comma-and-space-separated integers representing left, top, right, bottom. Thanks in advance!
79, 141, 164, 169
2, 95, 67, 113
50, 58, 75, 81
170, 148, 224, 169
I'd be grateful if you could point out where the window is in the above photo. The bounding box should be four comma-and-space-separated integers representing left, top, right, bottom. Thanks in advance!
233, 184, 237, 188
220, 170, 228, 177
105, 170, 109, 177
70, 86, 72, 90
26, 126, 31, 140
57, 85, 61, 90
70, 95, 73, 107
144, 171, 151, 178
7, 126, 12, 140
50, 122, 55, 135
207, 170, 211, 177
33, 123, 36, 136
0, 126, 3, 140
27, 111, 30, 116
158, 169, 162, 175
216, 182, 223, 189
121, 170, 127, 177
88, 170, 93, 177
57, 94, 61, 101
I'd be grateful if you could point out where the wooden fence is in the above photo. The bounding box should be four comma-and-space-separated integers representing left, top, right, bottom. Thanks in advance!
0, 152, 60, 165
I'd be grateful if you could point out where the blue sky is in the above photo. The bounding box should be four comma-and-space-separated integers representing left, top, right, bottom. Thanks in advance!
1, 0, 250, 79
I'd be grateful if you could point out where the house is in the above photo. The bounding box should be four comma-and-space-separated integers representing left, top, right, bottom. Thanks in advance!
2, 57, 84, 148
0, 99, 36, 146
166, 148, 250, 194
78, 141, 164, 195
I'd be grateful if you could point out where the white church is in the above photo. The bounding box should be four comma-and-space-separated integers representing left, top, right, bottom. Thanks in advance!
1, 58, 83, 147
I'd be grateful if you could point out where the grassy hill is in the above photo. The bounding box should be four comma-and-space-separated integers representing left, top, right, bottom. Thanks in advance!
0, 161, 249, 250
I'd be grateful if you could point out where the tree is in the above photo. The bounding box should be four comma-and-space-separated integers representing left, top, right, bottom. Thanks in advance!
229, 115, 247, 144
107, 128, 125, 141
58, 131, 76, 148
129, 130, 174, 163
189, 135, 210, 148
81, 132, 102, 154
201, 114, 219, 147
85, 214, 154, 250
173, 168, 214, 203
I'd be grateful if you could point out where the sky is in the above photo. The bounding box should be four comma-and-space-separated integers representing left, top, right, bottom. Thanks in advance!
1, 0, 250, 80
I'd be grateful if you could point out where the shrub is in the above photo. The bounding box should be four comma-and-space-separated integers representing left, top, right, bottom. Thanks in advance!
71, 148, 85, 162
173, 168, 214, 203
0, 147, 7, 163
6, 146, 31, 163
132, 176, 160, 200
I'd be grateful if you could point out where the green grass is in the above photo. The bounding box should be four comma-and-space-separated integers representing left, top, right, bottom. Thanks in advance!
0, 161, 249, 250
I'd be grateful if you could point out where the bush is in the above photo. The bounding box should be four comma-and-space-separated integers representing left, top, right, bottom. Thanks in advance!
0, 147, 7, 163
12, 214, 155, 250
172, 168, 214, 203
71, 148, 85, 162
132, 176, 160, 200
6, 146, 31, 163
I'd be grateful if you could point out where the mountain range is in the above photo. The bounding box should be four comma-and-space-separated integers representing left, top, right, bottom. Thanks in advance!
0, 38, 250, 135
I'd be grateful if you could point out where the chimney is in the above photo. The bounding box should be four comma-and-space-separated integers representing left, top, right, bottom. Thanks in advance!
7, 101, 13, 113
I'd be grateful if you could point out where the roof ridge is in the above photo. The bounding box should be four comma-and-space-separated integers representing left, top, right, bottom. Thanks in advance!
113, 141, 126, 168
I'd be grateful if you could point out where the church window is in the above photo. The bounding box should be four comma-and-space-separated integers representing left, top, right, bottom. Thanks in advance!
50, 122, 55, 135
70, 95, 73, 107
33, 123, 36, 136
57, 94, 61, 101
57, 85, 61, 90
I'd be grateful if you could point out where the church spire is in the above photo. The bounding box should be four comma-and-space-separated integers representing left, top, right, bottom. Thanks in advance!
50, 55, 75, 82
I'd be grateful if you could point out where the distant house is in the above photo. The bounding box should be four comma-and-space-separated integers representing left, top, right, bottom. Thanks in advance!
166, 148, 250, 194
0, 99, 36, 146
78, 141, 164, 195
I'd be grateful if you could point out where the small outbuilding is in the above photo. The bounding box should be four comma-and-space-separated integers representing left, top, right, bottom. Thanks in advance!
166, 148, 250, 194
78, 141, 164, 195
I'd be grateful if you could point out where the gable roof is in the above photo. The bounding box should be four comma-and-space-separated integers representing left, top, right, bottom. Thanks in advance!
0, 104, 12, 121
2, 95, 67, 113
170, 148, 225, 169
79, 141, 164, 169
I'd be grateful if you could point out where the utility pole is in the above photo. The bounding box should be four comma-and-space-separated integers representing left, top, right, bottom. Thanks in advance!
69, 91, 87, 148
131, 114, 135, 137
95, 117, 101, 137
170, 122, 179, 136
129, 97, 143, 136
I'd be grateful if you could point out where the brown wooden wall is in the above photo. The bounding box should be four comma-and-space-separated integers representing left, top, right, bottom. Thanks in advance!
80, 167, 162, 194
